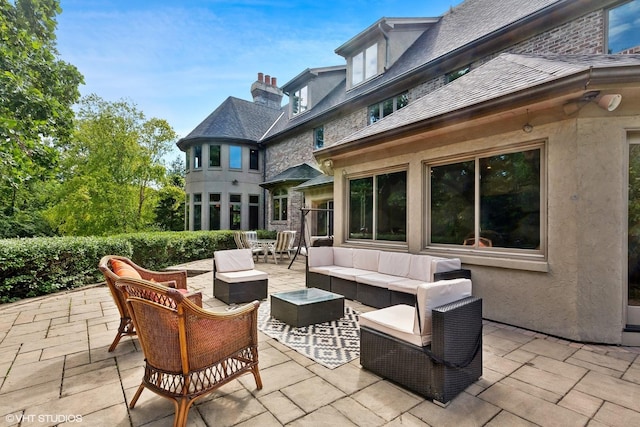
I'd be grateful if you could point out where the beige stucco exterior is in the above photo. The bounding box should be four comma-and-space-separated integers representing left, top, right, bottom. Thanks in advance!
326, 90, 640, 344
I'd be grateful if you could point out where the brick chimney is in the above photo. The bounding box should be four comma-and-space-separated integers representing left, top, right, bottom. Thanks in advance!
251, 72, 283, 109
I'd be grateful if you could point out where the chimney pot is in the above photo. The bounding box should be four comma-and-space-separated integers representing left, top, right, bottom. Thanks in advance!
257, 72, 263, 83
265, 75, 271, 85
271, 77, 277, 86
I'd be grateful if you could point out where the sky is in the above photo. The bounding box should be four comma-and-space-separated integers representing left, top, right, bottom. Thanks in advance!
55, 0, 464, 162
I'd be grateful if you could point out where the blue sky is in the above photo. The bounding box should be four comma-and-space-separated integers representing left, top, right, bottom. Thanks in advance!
55, 0, 463, 162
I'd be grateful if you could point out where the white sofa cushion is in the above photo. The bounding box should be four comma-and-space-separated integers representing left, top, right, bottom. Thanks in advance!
407, 255, 433, 281
387, 278, 425, 295
307, 246, 334, 268
356, 272, 404, 288
360, 304, 427, 346
308, 265, 345, 275
353, 249, 380, 271
330, 267, 374, 281
333, 247, 354, 268
413, 278, 472, 335
215, 249, 255, 272
216, 269, 268, 283
378, 251, 411, 277
431, 257, 462, 280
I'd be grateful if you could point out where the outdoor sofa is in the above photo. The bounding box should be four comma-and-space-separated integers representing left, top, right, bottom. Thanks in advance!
213, 249, 268, 304
306, 246, 470, 307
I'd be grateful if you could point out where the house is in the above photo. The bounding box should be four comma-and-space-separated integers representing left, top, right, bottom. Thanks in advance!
178, 0, 640, 345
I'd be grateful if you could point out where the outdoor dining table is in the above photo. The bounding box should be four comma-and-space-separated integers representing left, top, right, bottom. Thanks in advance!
253, 239, 276, 263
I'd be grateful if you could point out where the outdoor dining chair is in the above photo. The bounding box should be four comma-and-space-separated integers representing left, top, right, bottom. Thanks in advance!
116, 277, 262, 427
98, 255, 202, 352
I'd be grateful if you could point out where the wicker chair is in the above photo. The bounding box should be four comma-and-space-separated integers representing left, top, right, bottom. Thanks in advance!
359, 278, 482, 406
98, 255, 202, 352
213, 249, 268, 304
116, 277, 262, 427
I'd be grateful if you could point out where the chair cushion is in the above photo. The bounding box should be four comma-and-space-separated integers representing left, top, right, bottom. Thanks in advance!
378, 252, 411, 277
407, 255, 433, 282
353, 249, 379, 271
216, 269, 268, 283
307, 247, 334, 267
414, 278, 472, 335
111, 259, 142, 279
387, 278, 426, 295
360, 305, 428, 346
333, 247, 354, 268
329, 267, 373, 281
308, 265, 345, 275
215, 249, 255, 272
356, 272, 404, 288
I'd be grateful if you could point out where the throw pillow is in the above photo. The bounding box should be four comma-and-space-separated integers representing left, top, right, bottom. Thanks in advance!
111, 259, 142, 279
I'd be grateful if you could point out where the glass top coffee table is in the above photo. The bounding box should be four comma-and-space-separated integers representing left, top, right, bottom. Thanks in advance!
270, 288, 344, 327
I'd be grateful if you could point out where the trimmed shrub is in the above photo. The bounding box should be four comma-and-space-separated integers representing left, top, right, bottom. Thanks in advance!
0, 230, 236, 303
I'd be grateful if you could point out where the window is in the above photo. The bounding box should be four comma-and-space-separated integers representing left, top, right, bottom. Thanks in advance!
352, 43, 378, 86
316, 200, 334, 236
209, 193, 221, 230
272, 188, 288, 221
314, 126, 324, 149
608, 0, 640, 53
230, 194, 241, 230
348, 170, 406, 241
229, 146, 242, 169
193, 145, 202, 169
209, 145, 221, 167
446, 65, 471, 83
368, 92, 409, 125
249, 194, 260, 230
193, 193, 202, 231
429, 146, 542, 250
292, 86, 308, 115
250, 149, 259, 170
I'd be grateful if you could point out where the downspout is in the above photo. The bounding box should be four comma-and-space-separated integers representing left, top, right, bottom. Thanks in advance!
260, 112, 284, 231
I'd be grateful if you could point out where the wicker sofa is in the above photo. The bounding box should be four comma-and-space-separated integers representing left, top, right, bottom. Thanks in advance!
306, 247, 471, 308
359, 278, 482, 405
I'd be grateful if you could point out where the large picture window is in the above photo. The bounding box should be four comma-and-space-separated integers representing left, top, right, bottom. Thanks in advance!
229, 146, 242, 169
429, 146, 542, 250
348, 170, 406, 242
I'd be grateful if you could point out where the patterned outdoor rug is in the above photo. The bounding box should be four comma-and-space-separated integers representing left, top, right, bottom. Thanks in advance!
257, 301, 360, 369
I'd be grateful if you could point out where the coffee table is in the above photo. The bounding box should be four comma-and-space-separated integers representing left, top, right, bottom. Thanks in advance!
270, 288, 344, 327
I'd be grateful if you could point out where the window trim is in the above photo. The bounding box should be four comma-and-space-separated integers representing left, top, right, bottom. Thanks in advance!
424, 141, 547, 261
351, 42, 378, 87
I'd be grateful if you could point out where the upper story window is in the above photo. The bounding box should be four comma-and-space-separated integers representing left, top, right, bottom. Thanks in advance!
368, 92, 408, 125
428, 144, 543, 252
250, 149, 259, 170
209, 145, 221, 167
314, 126, 324, 149
608, 0, 640, 53
292, 86, 308, 115
193, 145, 202, 169
229, 146, 242, 169
352, 43, 378, 86
185, 148, 190, 171
446, 65, 471, 83
272, 188, 288, 221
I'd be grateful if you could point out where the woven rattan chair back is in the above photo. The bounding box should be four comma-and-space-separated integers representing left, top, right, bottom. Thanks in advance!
117, 277, 263, 427
98, 255, 192, 352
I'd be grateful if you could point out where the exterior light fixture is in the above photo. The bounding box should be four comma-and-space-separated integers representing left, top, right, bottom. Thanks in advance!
232, 179, 238, 185
522, 109, 533, 133
597, 94, 622, 111
321, 159, 334, 175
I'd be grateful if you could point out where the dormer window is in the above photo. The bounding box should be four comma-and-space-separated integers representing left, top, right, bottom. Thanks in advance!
292, 86, 308, 115
352, 43, 378, 86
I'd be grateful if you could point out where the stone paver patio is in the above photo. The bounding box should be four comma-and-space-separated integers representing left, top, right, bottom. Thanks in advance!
2, 257, 640, 426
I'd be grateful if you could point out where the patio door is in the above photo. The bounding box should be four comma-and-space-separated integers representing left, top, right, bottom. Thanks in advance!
628, 132, 640, 325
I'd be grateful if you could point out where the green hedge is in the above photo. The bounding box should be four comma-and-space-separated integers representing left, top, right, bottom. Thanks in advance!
0, 231, 236, 303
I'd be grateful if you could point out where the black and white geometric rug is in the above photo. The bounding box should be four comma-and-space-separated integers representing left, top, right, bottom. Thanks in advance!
257, 302, 360, 369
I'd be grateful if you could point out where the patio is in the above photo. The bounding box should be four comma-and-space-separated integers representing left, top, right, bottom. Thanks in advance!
2, 257, 640, 426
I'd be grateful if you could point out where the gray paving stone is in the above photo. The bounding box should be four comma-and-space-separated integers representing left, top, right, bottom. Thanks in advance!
281, 376, 346, 412
499, 377, 562, 403
593, 401, 640, 426
510, 364, 580, 395
241, 360, 313, 395
197, 388, 268, 427
558, 390, 603, 418
307, 361, 379, 395
479, 381, 588, 426
485, 411, 539, 427
385, 412, 430, 426
518, 338, 578, 361
410, 392, 500, 427
332, 396, 386, 426
258, 390, 306, 424
352, 381, 422, 422
288, 404, 358, 427
575, 370, 640, 412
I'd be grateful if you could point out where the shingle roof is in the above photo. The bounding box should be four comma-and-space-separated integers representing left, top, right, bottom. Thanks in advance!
292, 174, 334, 191
260, 163, 323, 188
177, 97, 283, 148
325, 53, 640, 149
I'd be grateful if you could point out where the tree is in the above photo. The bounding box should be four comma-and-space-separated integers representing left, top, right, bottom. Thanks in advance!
45, 95, 177, 236
154, 156, 186, 231
0, 0, 83, 237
